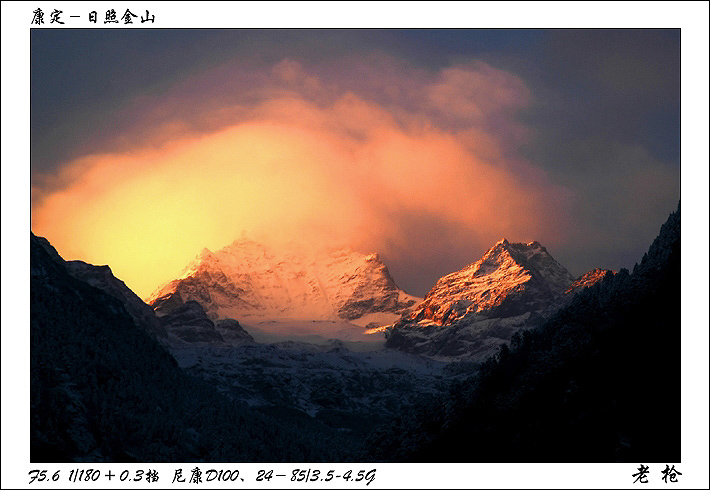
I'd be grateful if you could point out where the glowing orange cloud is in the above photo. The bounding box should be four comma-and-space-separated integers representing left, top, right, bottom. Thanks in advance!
31, 59, 572, 299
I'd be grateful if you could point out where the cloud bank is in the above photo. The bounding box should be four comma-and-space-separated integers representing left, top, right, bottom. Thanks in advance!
32, 57, 575, 298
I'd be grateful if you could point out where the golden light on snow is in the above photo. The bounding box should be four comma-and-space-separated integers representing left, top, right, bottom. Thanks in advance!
31, 62, 571, 299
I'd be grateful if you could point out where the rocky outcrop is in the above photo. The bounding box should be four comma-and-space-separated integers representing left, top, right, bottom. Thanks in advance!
158, 300, 254, 345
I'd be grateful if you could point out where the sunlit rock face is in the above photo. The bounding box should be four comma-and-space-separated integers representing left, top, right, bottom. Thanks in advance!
410, 239, 574, 326
565, 268, 615, 295
147, 238, 421, 325
386, 239, 587, 361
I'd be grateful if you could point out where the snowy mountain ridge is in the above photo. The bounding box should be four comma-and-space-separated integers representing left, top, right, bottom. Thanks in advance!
148, 238, 421, 327
386, 239, 610, 361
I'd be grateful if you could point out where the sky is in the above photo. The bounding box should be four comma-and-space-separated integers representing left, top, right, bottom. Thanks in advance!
29, 28, 681, 299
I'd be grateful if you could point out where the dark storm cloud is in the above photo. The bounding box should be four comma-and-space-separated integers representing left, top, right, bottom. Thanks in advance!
520, 29, 680, 164
507, 29, 680, 275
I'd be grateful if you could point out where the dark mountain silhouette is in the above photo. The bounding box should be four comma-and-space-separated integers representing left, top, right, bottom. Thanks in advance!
30, 233, 356, 462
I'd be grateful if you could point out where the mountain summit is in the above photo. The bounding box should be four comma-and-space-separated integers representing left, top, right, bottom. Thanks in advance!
386, 239, 595, 360
410, 239, 575, 326
147, 238, 421, 327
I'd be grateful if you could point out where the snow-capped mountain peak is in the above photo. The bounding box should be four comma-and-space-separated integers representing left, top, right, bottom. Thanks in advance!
148, 238, 421, 326
410, 239, 575, 326
384, 239, 579, 360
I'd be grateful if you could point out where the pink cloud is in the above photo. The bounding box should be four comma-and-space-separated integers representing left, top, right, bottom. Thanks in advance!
31, 57, 571, 297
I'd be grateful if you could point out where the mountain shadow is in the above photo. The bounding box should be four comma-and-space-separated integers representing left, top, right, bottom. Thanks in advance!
366, 203, 680, 462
